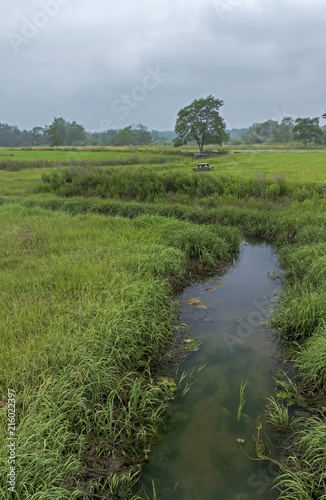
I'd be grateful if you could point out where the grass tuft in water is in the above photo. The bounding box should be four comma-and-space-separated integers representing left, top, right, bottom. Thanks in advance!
237, 381, 248, 421
265, 397, 291, 430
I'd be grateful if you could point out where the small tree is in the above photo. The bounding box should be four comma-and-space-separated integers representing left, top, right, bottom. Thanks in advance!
275, 117, 294, 143
173, 95, 229, 153
293, 117, 323, 147
64, 121, 87, 146
46, 118, 67, 147
30, 126, 46, 146
133, 124, 152, 145
113, 126, 135, 146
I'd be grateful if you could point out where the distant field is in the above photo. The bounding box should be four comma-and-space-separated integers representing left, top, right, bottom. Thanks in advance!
0, 168, 51, 196
0, 146, 183, 163
0, 150, 325, 199
145, 151, 326, 182
205, 152, 326, 182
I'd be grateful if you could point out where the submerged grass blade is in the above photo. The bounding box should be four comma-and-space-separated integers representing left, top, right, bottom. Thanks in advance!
237, 381, 248, 422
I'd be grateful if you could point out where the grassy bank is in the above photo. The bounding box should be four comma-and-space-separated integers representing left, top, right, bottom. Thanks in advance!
1, 147, 326, 498
0, 203, 241, 498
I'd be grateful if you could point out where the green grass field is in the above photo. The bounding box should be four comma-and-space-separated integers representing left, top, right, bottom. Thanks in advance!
1, 146, 326, 499
1, 150, 326, 195
0, 146, 184, 165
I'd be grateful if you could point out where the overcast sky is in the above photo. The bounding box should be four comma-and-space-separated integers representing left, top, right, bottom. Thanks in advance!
1, 0, 326, 131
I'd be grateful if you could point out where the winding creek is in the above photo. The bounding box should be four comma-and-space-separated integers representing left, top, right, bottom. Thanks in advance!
141, 237, 281, 500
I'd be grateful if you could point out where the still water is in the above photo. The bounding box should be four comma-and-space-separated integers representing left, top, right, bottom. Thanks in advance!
141, 238, 281, 500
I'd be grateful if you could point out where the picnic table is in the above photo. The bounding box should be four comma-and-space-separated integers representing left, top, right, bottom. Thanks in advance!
193, 162, 214, 172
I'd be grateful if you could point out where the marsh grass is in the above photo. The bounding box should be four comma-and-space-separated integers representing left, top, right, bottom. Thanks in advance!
271, 284, 326, 341
37, 165, 326, 205
273, 415, 326, 499
0, 149, 184, 171
294, 323, 326, 389
0, 204, 239, 498
265, 397, 291, 430
1, 147, 326, 497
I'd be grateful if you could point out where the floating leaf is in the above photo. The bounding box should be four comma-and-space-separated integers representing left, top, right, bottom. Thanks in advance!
185, 298, 209, 308
205, 288, 215, 292
185, 298, 201, 305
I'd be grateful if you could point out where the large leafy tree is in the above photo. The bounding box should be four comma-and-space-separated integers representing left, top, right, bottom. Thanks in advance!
173, 95, 229, 153
293, 117, 323, 147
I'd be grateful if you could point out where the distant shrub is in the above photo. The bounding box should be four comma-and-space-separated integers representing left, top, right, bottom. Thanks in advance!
293, 187, 311, 202
266, 183, 281, 200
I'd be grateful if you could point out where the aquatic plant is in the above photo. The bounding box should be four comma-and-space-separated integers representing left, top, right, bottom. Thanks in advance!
265, 397, 291, 430
237, 381, 248, 421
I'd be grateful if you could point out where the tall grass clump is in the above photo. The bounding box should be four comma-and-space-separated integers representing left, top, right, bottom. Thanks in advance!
162, 220, 232, 265
294, 322, 326, 389
279, 243, 326, 283
265, 397, 291, 430
271, 284, 326, 341
132, 214, 242, 265
273, 415, 326, 499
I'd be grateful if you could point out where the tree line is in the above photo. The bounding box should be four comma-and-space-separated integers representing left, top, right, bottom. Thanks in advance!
1, 109, 325, 148
227, 117, 326, 146
0, 120, 175, 148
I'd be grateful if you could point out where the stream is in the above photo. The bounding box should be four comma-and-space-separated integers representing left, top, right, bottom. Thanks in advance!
142, 238, 280, 500
140, 237, 281, 500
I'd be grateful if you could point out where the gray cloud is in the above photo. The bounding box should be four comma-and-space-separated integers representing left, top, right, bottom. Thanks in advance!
1, 0, 326, 131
